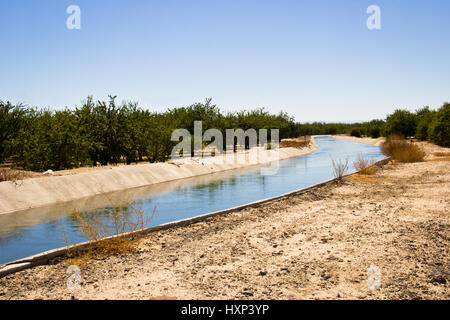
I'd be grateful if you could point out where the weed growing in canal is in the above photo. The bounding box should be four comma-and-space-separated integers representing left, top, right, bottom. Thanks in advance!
64, 203, 156, 264
354, 154, 377, 175
331, 156, 349, 184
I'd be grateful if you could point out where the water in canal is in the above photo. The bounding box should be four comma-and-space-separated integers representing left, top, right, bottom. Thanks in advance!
0, 137, 385, 264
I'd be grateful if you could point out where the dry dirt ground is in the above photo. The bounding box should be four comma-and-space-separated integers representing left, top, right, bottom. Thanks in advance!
0, 148, 449, 300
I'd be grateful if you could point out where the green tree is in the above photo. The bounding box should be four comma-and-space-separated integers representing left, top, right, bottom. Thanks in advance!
9, 109, 93, 171
428, 103, 450, 147
0, 102, 35, 162
384, 109, 418, 137
365, 119, 385, 138
415, 107, 435, 140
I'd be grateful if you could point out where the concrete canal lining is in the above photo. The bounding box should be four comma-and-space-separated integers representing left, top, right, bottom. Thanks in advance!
0, 140, 317, 215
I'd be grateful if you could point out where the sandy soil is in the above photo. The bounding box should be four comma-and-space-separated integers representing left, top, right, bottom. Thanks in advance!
1, 144, 448, 300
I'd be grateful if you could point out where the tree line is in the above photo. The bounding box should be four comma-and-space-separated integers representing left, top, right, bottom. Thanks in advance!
347, 103, 449, 146
0, 96, 449, 172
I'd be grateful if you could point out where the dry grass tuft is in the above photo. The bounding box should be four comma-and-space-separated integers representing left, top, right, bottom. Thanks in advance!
280, 136, 311, 149
381, 135, 425, 163
354, 154, 378, 175
433, 152, 450, 157
347, 174, 390, 183
64, 203, 154, 265
331, 157, 349, 183
0, 168, 25, 183
426, 156, 450, 162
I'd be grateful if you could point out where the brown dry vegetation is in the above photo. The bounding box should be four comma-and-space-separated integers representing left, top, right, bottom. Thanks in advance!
433, 152, 450, 157
0, 168, 40, 182
427, 156, 450, 162
331, 157, 349, 183
63, 204, 153, 266
381, 135, 425, 163
353, 154, 378, 175
279, 136, 311, 149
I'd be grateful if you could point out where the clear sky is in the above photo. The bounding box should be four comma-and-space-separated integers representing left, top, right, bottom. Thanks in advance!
1, 0, 449, 122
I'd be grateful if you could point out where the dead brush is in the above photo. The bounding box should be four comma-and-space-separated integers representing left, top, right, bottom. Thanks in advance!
433, 152, 450, 157
354, 154, 377, 175
347, 174, 390, 183
331, 156, 349, 184
64, 203, 155, 265
381, 135, 425, 163
426, 156, 450, 162
279, 136, 311, 149
0, 168, 25, 183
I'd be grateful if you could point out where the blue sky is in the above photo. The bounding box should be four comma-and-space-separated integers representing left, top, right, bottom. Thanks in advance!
1, 0, 449, 122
